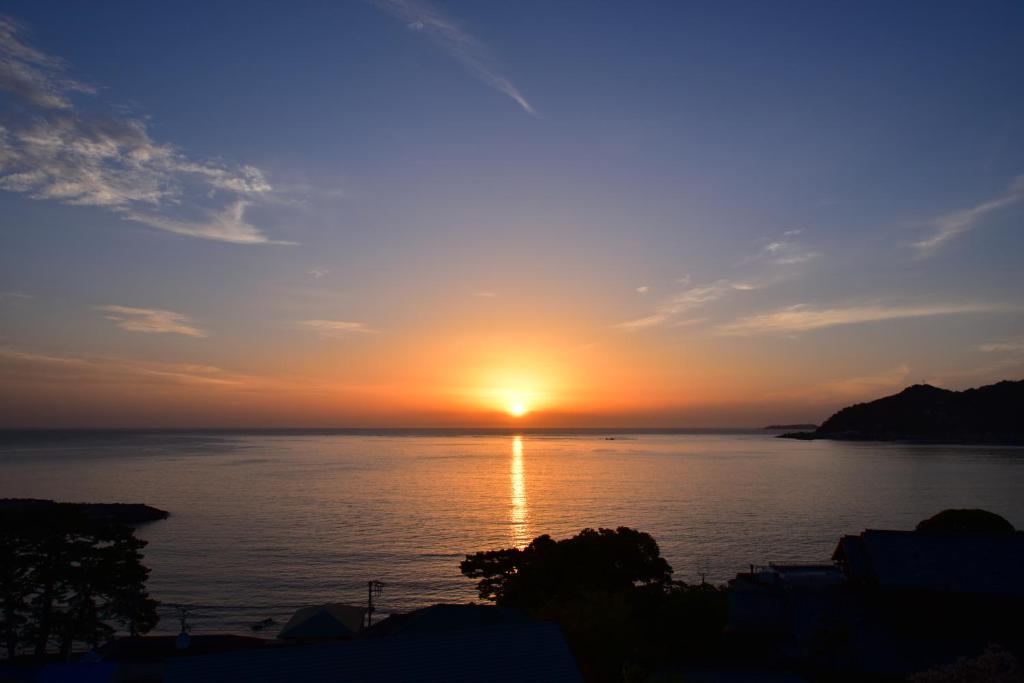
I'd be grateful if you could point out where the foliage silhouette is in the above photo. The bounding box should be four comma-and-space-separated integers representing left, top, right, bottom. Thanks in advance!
461, 527, 673, 607
460, 527, 726, 682
916, 508, 1016, 534
0, 505, 158, 660
908, 645, 1021, 682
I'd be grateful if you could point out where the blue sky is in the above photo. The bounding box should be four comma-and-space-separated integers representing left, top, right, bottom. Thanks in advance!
1, 1, 1023, 426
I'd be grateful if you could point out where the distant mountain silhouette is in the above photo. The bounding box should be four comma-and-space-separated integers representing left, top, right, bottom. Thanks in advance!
780, 380, 1024, 444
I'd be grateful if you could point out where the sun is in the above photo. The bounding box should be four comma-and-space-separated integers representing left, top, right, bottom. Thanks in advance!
507, 402, 528, 417
475, 379, 546, 419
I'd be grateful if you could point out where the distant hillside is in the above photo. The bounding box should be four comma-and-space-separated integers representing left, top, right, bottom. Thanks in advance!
780, 380, 1024, 444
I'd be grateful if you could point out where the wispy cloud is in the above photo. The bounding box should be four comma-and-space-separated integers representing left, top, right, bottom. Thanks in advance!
97, 305, 206, 337
0, 346, 241, 387
0, 17, 95, 109
307, 268, 330, 279
474, 290, 497, 298
718, 302, 1006, 336
371, 0, 536, 116
299, 320, 378, 337
120, 202, 289, 246
616, 279, 759, 331
617, 231, 820, 331
754, 233, 820, 266
912, 176, 1024, 257
0, 291, 32, 301
979, 338, 1024, 354
0, 17, 283, 244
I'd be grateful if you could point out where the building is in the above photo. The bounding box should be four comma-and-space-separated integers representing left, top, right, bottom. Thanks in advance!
728, 530, 1024, 678
277, 603, 367, 643
165, 612, 581, 682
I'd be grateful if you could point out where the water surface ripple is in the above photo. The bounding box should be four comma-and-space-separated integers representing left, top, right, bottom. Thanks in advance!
2, 431, 1022, 635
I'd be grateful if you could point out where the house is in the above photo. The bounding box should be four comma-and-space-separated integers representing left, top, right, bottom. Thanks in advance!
727, 564, 846, 663
833, 529, 1024, 597
728, 530, 1024, 679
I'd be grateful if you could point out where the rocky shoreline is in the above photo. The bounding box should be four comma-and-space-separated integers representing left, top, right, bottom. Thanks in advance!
0, 498, 169, 525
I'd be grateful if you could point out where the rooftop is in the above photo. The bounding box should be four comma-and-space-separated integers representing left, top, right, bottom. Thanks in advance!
834, 530, 1024, 597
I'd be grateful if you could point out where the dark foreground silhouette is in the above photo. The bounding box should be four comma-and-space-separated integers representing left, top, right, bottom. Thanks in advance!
780, 379, 1024, 443
3, 512, 1021, 682
461, 527, 728, 682
0, 499, 169, 525
729, 509, 1024, 682
461, 514, 1023, 682
0, 504, 159, 660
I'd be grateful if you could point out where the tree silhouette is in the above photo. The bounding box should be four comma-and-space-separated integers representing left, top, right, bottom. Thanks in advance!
916, 508, 1015, 534
461, 528, 725, 681
0, 506, 158, 660
461, 527, 673, 608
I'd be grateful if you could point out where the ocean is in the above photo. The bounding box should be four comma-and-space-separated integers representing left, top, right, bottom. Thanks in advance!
1, 429, 1022, 636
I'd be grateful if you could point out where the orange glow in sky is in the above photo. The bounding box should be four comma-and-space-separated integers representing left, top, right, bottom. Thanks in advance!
1, 7, 1022, 430
507, 402, 528, 417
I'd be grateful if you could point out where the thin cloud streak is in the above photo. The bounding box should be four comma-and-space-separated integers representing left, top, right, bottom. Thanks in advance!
617, 231, 820, 331
757, 238, 819, 266
121, 202, 291, 246
300, 320, 379, 337
98, 305, 206, 337
718, 302, 1007, 336
616, 279, 757, 331
371, 0, 536, 116
0, 347, 240, 387
0, 16, 283, 244
912, 175, 1024, 257
0, 17, 95, 109
980, 339, 1024, 354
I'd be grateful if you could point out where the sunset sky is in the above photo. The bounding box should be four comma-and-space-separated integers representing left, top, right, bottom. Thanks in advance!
1, 1, 1023, 427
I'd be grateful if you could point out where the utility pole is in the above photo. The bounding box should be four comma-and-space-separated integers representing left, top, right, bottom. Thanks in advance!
172, 605, 194, 650
366, 580, 384, 629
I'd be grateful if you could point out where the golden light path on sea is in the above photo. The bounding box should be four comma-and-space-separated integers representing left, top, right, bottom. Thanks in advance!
510, 435, 530, 549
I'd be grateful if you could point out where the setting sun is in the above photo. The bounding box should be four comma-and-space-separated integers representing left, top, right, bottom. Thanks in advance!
507, 403, 528, 417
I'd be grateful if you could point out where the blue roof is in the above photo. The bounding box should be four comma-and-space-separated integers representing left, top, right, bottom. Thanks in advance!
834, 530, 1024, 596
165, 623, 581, 682
366, 603, 534, 637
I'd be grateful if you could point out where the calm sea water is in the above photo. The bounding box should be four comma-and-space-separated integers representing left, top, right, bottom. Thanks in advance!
1, 430, 1022, 636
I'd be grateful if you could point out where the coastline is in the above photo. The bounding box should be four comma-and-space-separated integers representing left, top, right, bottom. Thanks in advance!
777, 431, 1024, 446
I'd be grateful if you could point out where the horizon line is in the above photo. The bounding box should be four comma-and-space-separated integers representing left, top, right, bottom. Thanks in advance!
0, 425, 799, 433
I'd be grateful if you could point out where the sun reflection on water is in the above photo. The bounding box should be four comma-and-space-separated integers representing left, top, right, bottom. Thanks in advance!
510, 435, 530, 548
